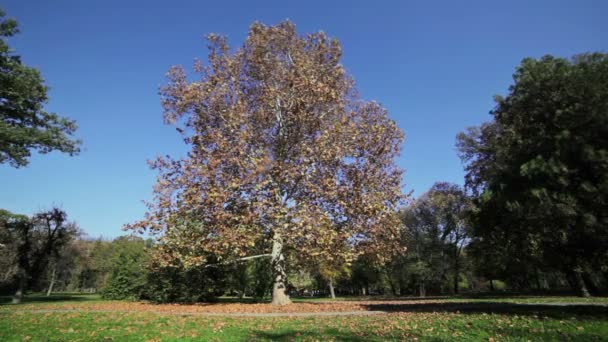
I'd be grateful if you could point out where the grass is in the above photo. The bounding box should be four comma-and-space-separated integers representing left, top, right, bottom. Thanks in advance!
1, 293, 607, 341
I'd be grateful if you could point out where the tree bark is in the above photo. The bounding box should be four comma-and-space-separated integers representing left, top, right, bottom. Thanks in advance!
328, 278, 336, 299
387, 273, 399, 296
582, 272, 598, 295
270, 233, 291, 305
13, 224, 31, 304
12, 275, 25, 304
46, 264, 57, 297
453, 246, 461, 294
419, 281, 426, 298
574, 267, 591, 298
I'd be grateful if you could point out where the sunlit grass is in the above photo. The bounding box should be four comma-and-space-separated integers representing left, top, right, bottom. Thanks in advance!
1, 293, 608, 340
1, 309, 607, 341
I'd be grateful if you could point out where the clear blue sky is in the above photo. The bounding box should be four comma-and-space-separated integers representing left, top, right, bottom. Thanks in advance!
1, 0, 606, 238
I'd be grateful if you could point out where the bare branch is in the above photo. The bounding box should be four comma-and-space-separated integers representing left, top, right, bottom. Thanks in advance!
203, 253, 271, 268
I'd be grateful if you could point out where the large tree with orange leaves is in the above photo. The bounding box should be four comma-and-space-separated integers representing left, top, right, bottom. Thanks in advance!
130, 21, 406, 305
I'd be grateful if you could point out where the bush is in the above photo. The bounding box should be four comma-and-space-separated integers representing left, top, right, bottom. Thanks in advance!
143, 258, 227, 303
100, 237, 147, 300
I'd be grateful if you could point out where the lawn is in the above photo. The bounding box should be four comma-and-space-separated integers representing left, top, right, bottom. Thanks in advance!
1, 294, 607, 341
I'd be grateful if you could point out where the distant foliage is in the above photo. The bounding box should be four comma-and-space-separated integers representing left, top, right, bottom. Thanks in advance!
388, 183, 471, 296
100, 237, 148, 300
143, 252, 228, 303
0, 208, 78, 301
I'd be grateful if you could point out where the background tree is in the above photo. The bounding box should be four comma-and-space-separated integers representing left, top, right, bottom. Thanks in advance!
457, 53, 608, 297
397, 182, 471, 296
0, 208, 77, 303
318, 259, 351, 299
100, 236, 149, 300
129, 21, 405, 305
427, 183, 471, 294
0, 9, 80, 167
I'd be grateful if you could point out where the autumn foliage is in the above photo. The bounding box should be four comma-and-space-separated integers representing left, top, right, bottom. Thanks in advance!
129, 21, 406, 304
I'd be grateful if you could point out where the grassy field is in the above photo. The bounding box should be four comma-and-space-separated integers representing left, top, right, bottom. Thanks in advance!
1, 294, 607, 341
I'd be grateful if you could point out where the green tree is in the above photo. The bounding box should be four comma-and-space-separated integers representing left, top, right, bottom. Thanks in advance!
398, 183, 471, 296
0, 208, 77, 303
101, 236, 148, 300
0, 9, 80, 167
457, 53, 608, 297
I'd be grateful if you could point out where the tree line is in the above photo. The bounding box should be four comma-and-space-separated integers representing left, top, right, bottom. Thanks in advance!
1, 10, 606, 304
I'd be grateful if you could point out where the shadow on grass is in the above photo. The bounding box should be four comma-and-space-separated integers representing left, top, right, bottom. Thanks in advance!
252, 329, 371, 342
0, 293, 100, 305
495, 326, 606, 341
291, 292, 604, 302
362, 301, 608, 318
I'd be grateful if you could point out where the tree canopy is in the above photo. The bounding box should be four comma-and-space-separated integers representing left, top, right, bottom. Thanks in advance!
457, 53, 608, 297
130, 21, 406, 304
0, 9, 80, 167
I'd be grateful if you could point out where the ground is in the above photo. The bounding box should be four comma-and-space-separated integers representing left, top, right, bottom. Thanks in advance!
1, 294, 607, 341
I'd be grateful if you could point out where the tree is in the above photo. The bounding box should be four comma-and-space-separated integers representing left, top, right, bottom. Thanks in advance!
0, 9, 80, 167
0, 209, 28, 296
398, 183, 471, 296
457, 53, 608, 297
426, 183, 471, 294
101, 236, 148, 300
318, 258, 351, 299
129, 21, 405, 305
0, 208, 77, 303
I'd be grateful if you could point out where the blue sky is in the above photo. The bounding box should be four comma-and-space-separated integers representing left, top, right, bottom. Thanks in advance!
1, 0, 606, 238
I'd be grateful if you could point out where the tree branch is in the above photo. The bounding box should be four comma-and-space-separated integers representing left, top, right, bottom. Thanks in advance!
203, 254, 271, 268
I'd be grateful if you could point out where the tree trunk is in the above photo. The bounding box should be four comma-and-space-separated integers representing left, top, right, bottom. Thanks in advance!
328, 278, 336, 299
534, 269, 543, 291
388, 275, 399, 296
574, 267, 591, 298
419, 281, 426, 298
46, 264, 57, 297
270, 234, 291, 305
489, 279, 495, 291
13, 226, 31, 304
12, 275, 25, 304
582, 272, 598, 295
453, 249, 460, 294
565, 270, 577, 290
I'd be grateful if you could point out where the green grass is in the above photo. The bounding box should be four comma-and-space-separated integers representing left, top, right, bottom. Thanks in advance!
1, 310, 607, 341
1, 293, 607, 341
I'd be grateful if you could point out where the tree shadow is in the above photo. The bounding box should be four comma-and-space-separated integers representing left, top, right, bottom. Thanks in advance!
362, 302, 608, 318
303, 292, 601, 302
0, 293, 99, 305
251, 329, 371, 342
146, 296, 268, 306
488, 326, 607, 341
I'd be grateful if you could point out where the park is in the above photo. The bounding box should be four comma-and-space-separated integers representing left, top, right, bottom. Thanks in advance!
1, 1, 607, 341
